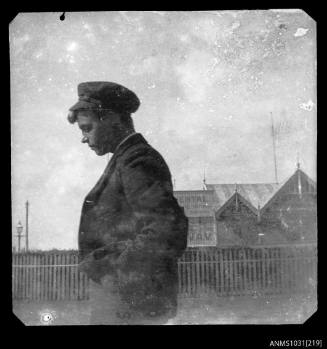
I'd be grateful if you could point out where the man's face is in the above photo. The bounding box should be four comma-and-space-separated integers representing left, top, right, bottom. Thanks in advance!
76, 110, 119, 156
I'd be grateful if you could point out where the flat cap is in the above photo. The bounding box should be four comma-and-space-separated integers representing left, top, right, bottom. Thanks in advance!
69, 81, 140, 114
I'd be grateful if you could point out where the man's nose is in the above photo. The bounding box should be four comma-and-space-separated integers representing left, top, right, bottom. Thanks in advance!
81, 136, 88, 143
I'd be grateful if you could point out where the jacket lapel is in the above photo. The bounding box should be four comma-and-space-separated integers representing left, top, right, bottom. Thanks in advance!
84, 133, 147, 204
84, 155, 117, 204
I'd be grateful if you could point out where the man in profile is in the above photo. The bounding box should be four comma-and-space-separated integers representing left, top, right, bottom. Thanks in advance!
67, 81, 188, 325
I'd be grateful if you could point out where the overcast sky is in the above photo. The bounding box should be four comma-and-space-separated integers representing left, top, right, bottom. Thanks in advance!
10, 10, 316, 250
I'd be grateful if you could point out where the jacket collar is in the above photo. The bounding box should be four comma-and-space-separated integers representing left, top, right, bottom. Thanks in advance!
103, 132, 147, 177
114, 132, 137, 152
112, 132, 147, 160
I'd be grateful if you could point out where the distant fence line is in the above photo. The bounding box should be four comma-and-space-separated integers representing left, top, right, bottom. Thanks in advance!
12, 253, 89, 301
12, 245, 317, 301
178, 245, 317, 297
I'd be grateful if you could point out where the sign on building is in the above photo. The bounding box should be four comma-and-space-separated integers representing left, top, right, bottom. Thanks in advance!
187, 215, 217, 247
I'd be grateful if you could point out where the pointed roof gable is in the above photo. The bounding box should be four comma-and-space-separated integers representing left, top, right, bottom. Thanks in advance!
261, 168, 316, 214
205, 183, 280, 209
215, 191, 258, 219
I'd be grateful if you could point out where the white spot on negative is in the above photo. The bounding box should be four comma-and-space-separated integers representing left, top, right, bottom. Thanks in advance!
39, 309, 57, 325
299, 99, 315, 111
231, 21, 240, 30
179, 34, 189, 42
66, 42, 78, 52
294, 28, 309, 37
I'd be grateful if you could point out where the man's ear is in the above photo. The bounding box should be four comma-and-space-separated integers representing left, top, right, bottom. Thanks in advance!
99, 110, 117, 123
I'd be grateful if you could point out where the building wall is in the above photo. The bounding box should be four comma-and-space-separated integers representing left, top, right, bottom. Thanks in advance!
261, 193, 317, 243
173, 191, 217, 246
260, 171, 317, 244
188, 216, 216, 246
216, 199, 259, 246
174, 170, 317, 247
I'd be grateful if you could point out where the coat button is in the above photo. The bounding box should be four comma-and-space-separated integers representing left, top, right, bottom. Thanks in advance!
81, 231, 84, 235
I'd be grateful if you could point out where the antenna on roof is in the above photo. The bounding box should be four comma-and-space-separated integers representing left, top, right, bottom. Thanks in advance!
296, 152, 301, 170
270, 112, 279, 184
203, 169, 207, 190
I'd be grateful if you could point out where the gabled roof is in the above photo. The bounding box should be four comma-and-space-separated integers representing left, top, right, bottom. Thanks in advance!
261, 169, 316, 214
215, 191, 258, 218
205, 183, 280, 209
174, 168, 316, 217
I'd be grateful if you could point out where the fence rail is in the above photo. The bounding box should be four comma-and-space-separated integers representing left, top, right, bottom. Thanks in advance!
12, 245, 317, 301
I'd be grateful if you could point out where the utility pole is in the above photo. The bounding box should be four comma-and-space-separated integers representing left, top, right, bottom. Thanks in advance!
25, 201, 29, 251
270, 112, 278, 184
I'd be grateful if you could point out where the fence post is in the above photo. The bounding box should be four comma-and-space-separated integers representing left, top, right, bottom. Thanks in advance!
262, 248, 266, 294
220, 248, 225, 295
215, 249, 219, 295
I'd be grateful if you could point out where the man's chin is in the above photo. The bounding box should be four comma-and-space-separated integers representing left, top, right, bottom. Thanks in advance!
94, 149, 104, 156
92, 148, 108, 156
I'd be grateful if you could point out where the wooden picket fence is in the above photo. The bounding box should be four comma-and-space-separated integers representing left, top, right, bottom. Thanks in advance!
12, 245, 317, 301
12, 252, 89, 301
178, 245, 317, 297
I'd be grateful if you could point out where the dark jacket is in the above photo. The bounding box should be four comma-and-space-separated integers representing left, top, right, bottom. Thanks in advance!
78, 133, 188, 317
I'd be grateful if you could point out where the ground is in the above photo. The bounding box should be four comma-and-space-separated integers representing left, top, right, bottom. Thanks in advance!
13, 292, 316, 326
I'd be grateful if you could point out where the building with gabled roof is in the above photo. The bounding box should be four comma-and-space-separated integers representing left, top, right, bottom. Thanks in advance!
205, 182, 280, 210
259, 165, 317, 244
173, 165, 316, 247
